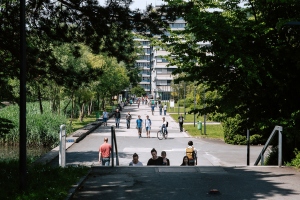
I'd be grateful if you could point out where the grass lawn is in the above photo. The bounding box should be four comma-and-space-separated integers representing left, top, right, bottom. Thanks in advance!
169, 113, 224, 140
69, 114, 97, 132
169, 113, 208, 123
183, 124, 224, 140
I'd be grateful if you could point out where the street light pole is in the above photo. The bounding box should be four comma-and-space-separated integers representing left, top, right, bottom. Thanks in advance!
204, 86, 206, 135
20, 0, 27, 191
149, 45, 153, 97
184, 82, 186, 117
194, 86, 196, 127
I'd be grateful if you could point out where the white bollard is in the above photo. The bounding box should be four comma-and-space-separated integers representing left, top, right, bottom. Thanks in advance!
59, 124, 66, 167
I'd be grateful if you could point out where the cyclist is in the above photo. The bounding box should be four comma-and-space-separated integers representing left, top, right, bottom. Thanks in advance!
161, 117, 168, 138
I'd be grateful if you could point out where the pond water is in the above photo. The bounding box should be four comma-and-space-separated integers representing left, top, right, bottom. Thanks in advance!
0, 145, 52, 160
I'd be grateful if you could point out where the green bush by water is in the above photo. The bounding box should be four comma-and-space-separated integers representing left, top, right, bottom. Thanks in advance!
0, 102, 68, 147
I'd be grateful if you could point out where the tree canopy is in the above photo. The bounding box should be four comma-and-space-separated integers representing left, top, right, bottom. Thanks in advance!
162, 0, 300, 158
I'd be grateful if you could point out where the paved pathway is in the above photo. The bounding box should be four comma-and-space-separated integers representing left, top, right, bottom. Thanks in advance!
54, 103, 263, 167
48, 103, 300, 199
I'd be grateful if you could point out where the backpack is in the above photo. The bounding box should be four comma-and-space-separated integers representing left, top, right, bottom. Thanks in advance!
166, 121, 168, 127
186, 147, 195, 160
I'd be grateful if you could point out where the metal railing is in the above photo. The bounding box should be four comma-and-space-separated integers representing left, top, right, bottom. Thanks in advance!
254, 126, 283, 167
111, 126, 119, 167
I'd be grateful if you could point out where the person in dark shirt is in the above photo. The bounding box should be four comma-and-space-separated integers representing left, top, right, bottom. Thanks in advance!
161, 151, 170, 166
114, 109, 121, 128
147, 148, 163, 165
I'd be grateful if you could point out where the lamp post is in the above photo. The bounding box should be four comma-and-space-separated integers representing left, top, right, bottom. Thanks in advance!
20, 0, 27, 190
184, 82, 186, 117
203, 85, 206, 135
194, 86, 196, 127
149, 45, 153, 97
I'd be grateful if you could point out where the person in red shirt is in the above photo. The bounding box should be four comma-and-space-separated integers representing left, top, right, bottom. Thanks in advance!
99, 137, 112, 166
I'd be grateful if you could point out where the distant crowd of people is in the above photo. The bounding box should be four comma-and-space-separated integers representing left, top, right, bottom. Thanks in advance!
99, 138, 197, 166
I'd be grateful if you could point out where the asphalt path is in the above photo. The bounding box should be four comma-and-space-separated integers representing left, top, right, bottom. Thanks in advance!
55, 103, 300, 200
59, 103, 263, 167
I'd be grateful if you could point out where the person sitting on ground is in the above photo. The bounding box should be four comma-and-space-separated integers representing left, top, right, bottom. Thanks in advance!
147, 148, 163, 165
180, 156, 190, 166
161, 151, 170, 166
129, 153, 143, 166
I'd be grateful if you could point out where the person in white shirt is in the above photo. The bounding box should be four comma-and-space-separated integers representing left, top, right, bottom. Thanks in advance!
145, 115, 152, 138
129, 153, 143, 166
163, 104, 167, 115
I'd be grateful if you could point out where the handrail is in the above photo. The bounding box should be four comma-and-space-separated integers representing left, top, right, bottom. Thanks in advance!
254, 126, 283, 167
111, 126, 119, 167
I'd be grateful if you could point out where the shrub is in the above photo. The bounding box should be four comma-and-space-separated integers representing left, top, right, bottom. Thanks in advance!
0, 102, 69, 147
250, 134, 263, 145
265, 146, 278, 165
286, 148, 300, 168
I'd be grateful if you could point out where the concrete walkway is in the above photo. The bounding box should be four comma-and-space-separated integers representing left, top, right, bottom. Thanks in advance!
46, 103, 300, 199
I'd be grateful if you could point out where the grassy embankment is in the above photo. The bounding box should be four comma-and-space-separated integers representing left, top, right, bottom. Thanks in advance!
169, 113, 224, 140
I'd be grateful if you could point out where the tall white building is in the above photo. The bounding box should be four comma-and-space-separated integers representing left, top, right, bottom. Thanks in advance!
134, 16, 186, 100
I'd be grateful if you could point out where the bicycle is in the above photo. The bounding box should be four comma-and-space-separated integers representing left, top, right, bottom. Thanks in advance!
157, 126, 167, 140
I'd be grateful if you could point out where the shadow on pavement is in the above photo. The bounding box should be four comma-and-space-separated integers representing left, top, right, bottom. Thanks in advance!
71, 166, 299, 200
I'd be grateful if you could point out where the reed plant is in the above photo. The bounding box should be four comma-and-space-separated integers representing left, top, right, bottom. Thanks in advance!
0, 102, 68, 148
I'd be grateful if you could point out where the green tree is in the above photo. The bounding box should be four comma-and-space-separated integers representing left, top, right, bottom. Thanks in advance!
131, 85, 146, 97
162, 0, 300, 161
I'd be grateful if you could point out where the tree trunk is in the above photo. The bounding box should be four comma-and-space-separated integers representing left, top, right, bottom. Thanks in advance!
79, 102, 85, 122
63, 99, 71, 115
88, 100, 93, 116
37, 85, 43, 114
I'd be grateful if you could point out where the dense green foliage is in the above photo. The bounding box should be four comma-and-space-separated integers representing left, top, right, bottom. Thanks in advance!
131, 85, 146, 97
286, 149, 300, 168
162, 0, 300, 162
0, 159, 89, 200
0, 102, 68, 147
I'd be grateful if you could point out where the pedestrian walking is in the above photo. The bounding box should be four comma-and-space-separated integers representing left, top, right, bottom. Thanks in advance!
163, 104, 167, 115
114, 108, 121, 128
136, 115, 143, 138
126, 112, 132, 129
102, 109, 108, 126
186, 141, 197, 165
147, 148, 163, 165
145, 115, 152, 138
99, 137, 112, 166
159, 103, 163, 115
137, 100, 140, 108
129, 153, 143, 166
178, 114, 184, 132
151, 104, 155, 115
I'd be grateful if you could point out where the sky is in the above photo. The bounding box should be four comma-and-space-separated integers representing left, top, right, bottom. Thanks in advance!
98, 0, 166, 10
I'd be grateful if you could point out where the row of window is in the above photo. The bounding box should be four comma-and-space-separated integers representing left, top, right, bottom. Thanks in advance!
136, 62, 150, 67
156, 68, 175, 73
170, 23, 186, 28
156, 80, 172, 86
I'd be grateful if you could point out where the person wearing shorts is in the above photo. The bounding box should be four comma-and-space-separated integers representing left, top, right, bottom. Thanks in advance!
136, 115, 143, 138
145, 115, 152, 138
102, 109, 108, 126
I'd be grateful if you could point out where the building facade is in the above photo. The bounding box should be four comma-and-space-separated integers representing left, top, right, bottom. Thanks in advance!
134, 17, 187, 101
